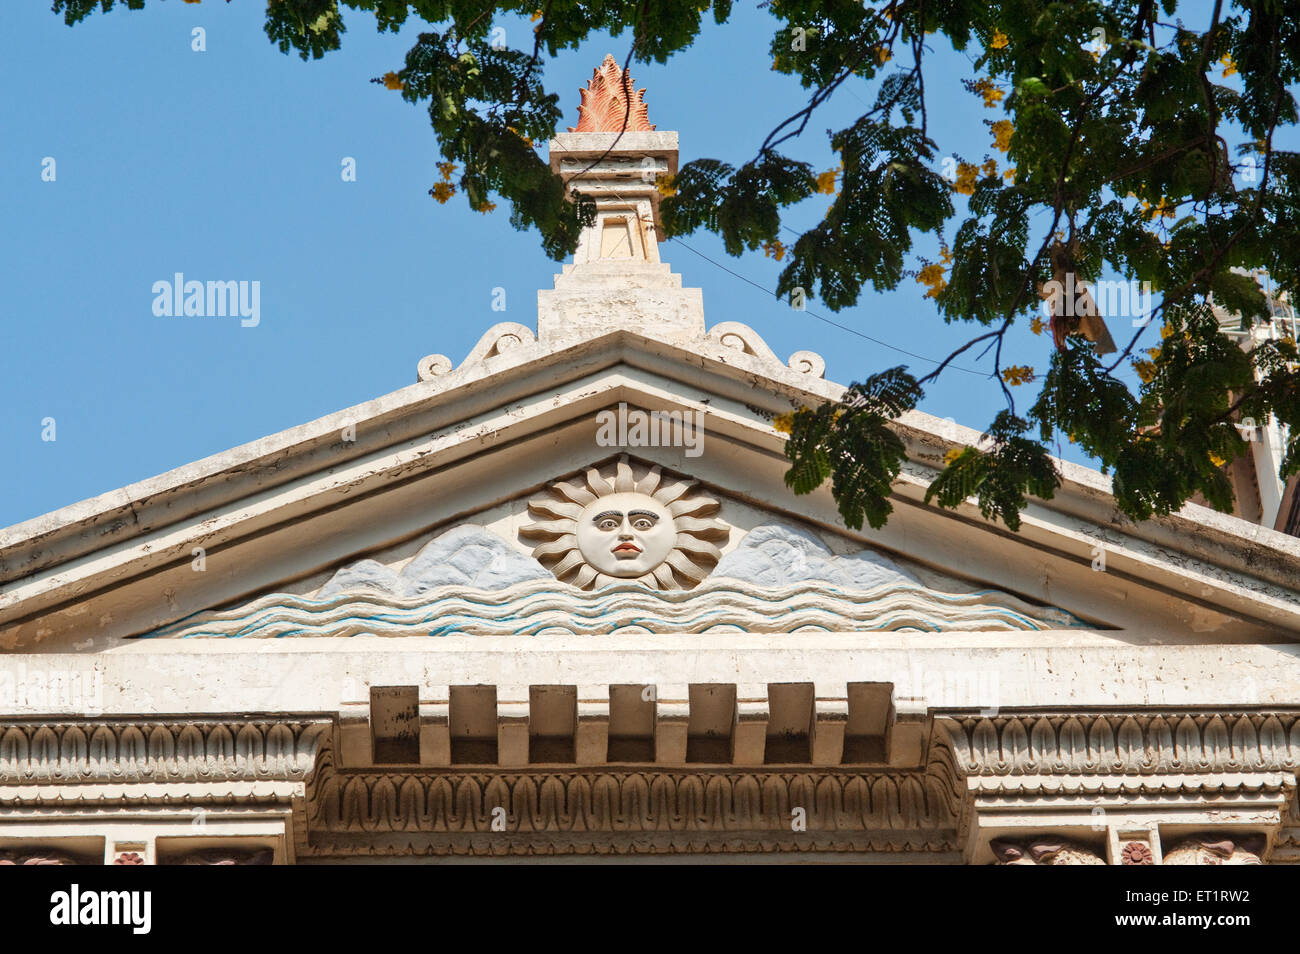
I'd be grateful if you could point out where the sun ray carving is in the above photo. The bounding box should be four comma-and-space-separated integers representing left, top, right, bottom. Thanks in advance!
521, 456, 728, 590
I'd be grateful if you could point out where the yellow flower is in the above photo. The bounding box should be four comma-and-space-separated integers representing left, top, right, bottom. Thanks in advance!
530, 10, 543, 21
1030, 315, 1046, 336
917, 263, 947, 299
1133, 359, 1157, 383
990, 29, 1009, 50
773, 409, 814, 434
1001, 365, 1036, 386
1003, 166, 1016, 182
973, 78, 1005, 108
431, 182, 455, 204
1209, 452, 1227, 467
763, 239, 786, 262
874, 46, 892, 65
476, 201, 497, 214
939, 245, 954, 265
1140, 195, 1176, 221
981, 158, 998, 177
943, 446, 966, 465
655, 173, 677, 197
990, 119, 1014, 152
953, 161, 979, 195
382, 72, 405, 91
436, 161, 457, 180
815, 169, 838, 195
1220, 54, 1237, 77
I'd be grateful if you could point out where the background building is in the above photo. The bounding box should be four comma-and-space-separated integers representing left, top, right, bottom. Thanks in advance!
1214, 273, 1299, 535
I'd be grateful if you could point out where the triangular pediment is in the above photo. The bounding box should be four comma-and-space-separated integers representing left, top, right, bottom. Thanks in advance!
138, 454, 1087, 640
3, 322, 1299, 652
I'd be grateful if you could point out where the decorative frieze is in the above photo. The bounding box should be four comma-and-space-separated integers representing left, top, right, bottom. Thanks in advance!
988, 835, 1265, 864
308, 768, 962, 835
149, 521, 1079, 638
990, 838, 1105, 865
169, 848, 273, 865
0, 712, 1293, 861
942, 711, 1300, 777
299, 740, 964, 856
0, 720, 329, 784
1163, 835, 1264, 865
0, 849, 77, 865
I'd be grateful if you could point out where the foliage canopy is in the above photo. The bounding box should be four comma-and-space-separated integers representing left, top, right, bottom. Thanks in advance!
56, 0, 1300, 531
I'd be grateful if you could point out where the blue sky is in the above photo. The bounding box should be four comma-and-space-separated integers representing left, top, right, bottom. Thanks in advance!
0, 2, 1201, 527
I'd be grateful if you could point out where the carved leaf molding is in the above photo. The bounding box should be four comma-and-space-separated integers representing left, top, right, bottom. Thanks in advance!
942, 712, 1300, 777
306, 765, 963, 839
0, 720, 330, 784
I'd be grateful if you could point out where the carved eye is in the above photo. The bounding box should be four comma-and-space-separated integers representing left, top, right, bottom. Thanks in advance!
632, 516, 656, 531
596, 517, 620, 531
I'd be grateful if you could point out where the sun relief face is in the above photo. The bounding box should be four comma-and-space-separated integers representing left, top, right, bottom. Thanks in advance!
521, 457, 729, 590
577, 492, 676, 577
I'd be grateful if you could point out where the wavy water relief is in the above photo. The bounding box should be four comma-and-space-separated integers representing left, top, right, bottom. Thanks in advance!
144, 576, 1080, 638
142, 522, 1083, 638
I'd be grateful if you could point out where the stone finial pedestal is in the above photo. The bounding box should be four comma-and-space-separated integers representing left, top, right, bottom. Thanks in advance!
539, 66, 704, 348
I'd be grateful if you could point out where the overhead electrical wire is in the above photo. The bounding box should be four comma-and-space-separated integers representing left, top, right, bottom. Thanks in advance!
668, 237, 987, 376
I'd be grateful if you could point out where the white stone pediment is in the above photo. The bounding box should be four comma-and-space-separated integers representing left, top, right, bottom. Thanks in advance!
2, 319, 1299, 651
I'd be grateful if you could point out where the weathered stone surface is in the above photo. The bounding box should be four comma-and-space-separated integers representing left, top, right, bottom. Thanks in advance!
315, 559, 402, 598
1163, 835, 1265, 865
714, 523, 919, 589
990, 838, 1106, 865
400, 525, 551, 594
317, 525, 549, 599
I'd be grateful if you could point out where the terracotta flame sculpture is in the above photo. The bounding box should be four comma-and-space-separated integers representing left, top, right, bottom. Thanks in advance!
567, 53, 656, 133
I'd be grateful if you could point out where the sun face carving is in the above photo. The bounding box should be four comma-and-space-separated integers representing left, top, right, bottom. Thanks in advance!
520, 457, 729, 590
